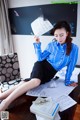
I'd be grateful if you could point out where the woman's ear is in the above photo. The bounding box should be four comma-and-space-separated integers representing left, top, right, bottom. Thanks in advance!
67, 32, 71, 37
66, 32, 69, 36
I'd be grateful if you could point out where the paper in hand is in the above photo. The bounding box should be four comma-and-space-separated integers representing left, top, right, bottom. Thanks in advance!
31, 17, 53, 36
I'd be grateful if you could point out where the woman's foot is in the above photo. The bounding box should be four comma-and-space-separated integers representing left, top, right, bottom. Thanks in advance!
0, 100, 9, 111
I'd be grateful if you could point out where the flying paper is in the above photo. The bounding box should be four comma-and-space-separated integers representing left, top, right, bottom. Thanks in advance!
31, 17, 53, 36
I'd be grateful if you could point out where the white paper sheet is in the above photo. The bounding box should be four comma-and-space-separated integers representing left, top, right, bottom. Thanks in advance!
39, 79, 75, 100
26, 67, 79, 98
26, 83, 47, 97
26, 78, 75, 99
55, 95, 77, 112
31, 16, 53, 36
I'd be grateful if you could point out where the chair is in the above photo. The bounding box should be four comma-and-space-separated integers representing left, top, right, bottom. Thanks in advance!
0, 53, 21, 92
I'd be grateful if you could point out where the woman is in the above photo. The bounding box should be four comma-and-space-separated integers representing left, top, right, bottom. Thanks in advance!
0, 21, 78, 111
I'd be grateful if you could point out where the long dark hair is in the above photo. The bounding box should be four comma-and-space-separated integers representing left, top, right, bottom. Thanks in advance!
50, 21, 72, 55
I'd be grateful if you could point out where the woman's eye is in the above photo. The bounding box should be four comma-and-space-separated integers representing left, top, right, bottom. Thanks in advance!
60, 34, 63, 37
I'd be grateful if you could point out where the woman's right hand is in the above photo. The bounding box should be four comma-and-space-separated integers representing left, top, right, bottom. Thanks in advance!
34, 36, 40, 43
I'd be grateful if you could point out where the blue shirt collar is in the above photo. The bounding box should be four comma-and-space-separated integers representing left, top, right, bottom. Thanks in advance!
56, 41, 66, 47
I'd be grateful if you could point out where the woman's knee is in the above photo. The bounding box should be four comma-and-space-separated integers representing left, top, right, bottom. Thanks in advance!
31, 78, 41, 87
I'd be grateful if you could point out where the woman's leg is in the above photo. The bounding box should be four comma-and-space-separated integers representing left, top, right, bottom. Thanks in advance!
0, 78, 41, 111
0, 81, 25, 100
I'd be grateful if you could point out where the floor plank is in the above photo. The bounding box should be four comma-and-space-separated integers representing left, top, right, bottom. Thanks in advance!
73, 104, 80, 120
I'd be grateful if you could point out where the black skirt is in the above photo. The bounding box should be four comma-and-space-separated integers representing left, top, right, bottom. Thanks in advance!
24, 60, 57, 84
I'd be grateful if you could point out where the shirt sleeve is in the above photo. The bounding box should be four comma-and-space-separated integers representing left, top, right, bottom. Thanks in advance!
33, 42, 50, 61
65, 44, 79, 85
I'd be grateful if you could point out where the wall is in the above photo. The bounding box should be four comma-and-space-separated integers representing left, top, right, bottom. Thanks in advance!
0, 9, 3, 55
0, 7, 1, 55
8, 4, 77, 36
8, 0, 80, 79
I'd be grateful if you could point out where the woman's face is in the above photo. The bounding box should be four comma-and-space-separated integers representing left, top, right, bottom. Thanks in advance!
54, 28, 68, 44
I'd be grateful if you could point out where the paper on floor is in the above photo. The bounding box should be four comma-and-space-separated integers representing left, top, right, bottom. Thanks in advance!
54, 95, 77, 112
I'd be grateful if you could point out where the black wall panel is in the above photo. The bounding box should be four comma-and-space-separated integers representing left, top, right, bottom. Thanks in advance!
8, 4, 77, 36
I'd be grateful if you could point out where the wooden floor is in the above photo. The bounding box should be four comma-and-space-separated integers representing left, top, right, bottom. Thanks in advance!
2, 85, 80, 120
1, 94, 79, 120
9, 103, 80, 120
73, 104, 80, 120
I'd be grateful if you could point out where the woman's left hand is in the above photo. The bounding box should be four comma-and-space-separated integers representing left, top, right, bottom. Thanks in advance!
68, 82, 78, 87
65, 80, 78, 87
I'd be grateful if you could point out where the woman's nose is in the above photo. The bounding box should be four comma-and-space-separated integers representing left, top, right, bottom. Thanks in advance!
57, 37, 61, 41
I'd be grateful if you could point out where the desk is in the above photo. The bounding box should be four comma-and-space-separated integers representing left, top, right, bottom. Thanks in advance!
6, 72, 80, 120
7, 85, 80, 120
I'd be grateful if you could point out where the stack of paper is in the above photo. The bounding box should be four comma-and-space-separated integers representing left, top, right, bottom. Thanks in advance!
36, 113, 60, 120
31, 17, 53, 36
30, 97, 59, 120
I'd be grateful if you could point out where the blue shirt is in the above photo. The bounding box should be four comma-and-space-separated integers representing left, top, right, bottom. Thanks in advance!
33, 40, 78, 85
